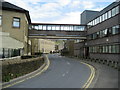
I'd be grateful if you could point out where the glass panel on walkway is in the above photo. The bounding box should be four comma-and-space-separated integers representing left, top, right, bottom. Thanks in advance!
30, 24, 85, 31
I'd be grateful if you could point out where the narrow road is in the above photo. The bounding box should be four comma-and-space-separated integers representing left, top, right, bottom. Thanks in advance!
9, 54, 92, 88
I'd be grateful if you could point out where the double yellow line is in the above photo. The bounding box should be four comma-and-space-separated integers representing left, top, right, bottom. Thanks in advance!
81, 62, 95, 89
2, 59, 50, 89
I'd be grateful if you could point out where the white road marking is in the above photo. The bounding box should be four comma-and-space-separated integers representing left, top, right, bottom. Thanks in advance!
62, 74, 65, 77
66, 71, 69, 74
67, 62, 70, 65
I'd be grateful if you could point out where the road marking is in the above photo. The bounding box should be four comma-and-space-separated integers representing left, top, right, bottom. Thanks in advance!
67, 62, 70, 65
81, 62, 95, 89
62, 74, 65, 77
2, 58, 50, 89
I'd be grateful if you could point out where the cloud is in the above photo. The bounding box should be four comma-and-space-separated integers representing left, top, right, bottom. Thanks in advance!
82, 1, 95, 9
52, 12, 81, 24
5, 0, 114, 24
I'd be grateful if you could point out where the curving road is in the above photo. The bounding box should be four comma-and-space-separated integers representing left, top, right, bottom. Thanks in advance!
8, 54, 92, 88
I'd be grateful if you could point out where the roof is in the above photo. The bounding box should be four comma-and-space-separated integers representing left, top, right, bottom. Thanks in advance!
31, 23, 87, 26
0, 1, 31, 24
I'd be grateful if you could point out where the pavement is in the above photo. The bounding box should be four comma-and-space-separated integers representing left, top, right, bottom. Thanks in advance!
3, 54, 94, 88
73, 57, 119, 88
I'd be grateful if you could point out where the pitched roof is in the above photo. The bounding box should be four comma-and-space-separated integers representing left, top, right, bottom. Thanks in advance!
0, 1, 31, 24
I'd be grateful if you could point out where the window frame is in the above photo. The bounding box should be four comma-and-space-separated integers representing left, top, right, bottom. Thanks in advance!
12, 17, 20, 28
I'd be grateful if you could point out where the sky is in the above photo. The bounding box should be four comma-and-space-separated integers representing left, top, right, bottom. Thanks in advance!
5, 0, 116, 24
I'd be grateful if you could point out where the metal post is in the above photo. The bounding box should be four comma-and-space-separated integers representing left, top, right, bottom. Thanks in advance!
2, 48, 5, 58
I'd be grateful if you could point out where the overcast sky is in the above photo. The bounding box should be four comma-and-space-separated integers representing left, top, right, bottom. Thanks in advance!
5, 0, 116, 24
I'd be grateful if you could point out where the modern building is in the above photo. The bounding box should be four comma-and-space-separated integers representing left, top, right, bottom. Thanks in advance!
75, 1, 120, 62
0, 1, 31, 58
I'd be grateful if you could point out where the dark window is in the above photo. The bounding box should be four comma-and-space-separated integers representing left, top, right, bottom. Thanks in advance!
112, 25, 120, 35
13, 17, 20, 28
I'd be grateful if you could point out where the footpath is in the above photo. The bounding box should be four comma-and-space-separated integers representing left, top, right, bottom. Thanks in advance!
71, 57, 119, 88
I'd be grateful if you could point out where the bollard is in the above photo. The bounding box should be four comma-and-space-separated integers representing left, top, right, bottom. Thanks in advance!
102, 60, 105, 64
98, 59, 101, 63
112, 61, 115, 68
108, 61, 112, 66
100, 59, 103, 64
107, 60, 110, 66
94, 59, 97, 63
104, 60, 107, 65
114, 61, 118, 69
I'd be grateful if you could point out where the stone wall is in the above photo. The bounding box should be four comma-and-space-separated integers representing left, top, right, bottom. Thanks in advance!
2, 57, 44, 82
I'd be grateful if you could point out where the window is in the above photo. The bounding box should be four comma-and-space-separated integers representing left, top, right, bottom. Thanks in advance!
0, 15, 2, 26
107, 27, 112, 36
69, 26, 73, 31
61, 25, 64, 30
96, 17, 99, 24
43, 25, 47, 30
93, 33, 97, 39
102, 14, 105, 21
112, 8, 116, 16
34, 25, 39, 30
109, 45, 112, 53
92, 20, 95, 26
13, 17, 20, 28
108, 10, 112, 18
112, 25, 120, 35
96, 32, 100, 38
38, 25, 43, 30
56, 25, 60, 30
99, 16, 102, 23
115, 6, 119, 14
112, 45, 116, 53
105, 12, 108, 20
103, 46, 106, 53
103, 29, 108, 37
99, 46, 103, 53
52, 25, 56, 30
116, 45, 120, 53
94, 19, 97, 25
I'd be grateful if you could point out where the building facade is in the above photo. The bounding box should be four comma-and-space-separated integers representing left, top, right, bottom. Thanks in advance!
75, 1, 120, 62
0, 1, 31, 58
38, 39, 55, 54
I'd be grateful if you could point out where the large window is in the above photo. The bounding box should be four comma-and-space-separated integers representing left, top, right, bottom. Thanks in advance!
0, 15, 2, 26
13, 17, 20, 28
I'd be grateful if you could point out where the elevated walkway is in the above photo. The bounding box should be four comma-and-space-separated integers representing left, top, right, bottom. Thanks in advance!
29, 23, 87, 39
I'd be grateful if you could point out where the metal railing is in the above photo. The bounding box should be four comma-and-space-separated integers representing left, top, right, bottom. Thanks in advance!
0, 48, 22, 59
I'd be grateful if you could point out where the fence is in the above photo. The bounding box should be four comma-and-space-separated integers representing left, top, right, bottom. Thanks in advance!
0, 48, 23, 58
